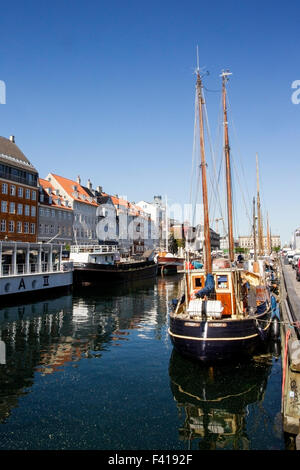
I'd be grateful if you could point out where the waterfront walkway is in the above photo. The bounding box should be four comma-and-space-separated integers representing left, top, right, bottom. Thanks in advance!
280, 259, 300, 448
281, 261, 300, 321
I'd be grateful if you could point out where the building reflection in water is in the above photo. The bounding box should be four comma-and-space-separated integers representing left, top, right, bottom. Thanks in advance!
168, 350, 272, 450
0, 276, 179, 424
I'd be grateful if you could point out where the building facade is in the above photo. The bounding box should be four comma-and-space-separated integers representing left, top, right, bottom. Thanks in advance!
38, 178, 74, 246
45, 174, 99, 245
292, 229, 300, 251
0, 136, 38, 242
177, 224, 220, 253
137, 196, 166, 249
238, 234, 281, 250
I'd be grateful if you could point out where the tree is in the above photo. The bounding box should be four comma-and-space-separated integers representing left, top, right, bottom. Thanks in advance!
168, 234, 178, 254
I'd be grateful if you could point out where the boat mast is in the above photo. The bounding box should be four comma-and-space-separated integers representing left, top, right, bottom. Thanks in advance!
253, 196, 257, 262
165, 195, 168, 252
196, 68, 212, 274
256, 154, 264, 256
267, 212, 271, 255
221, 70, 234, 263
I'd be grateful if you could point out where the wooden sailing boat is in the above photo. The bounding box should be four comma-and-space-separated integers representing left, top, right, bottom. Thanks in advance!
168, 67, 272, 363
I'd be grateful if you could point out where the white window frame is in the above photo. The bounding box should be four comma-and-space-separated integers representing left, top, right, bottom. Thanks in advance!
1, 201, 7, 212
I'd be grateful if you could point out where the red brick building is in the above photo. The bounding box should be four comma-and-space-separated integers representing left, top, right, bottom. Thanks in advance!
0, 136, 39, 242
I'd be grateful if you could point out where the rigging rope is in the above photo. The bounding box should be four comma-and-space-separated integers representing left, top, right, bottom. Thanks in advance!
202, 88, 227, 235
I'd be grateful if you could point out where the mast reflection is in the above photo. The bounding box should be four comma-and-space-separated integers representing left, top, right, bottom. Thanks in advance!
169, 350, 272, 450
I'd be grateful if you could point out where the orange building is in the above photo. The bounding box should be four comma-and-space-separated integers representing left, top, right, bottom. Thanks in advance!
0, 136, 38, 242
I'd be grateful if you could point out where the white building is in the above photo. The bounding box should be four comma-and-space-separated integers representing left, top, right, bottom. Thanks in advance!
292, 228, 300, 251
137, 196, 166, 250
45, 174, 98, 245
238, 234, 281, 250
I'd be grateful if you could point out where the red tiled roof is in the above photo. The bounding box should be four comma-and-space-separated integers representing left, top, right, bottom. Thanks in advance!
49, 174, 98, 206
39, 178, 73, 210
107, 194, 148, 219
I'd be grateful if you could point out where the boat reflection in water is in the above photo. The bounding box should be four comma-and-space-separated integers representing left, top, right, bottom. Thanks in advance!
169, 350, 272, 450
0, 277, 164, 425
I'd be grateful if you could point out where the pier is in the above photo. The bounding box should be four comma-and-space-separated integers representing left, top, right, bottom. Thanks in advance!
280, 259, 300, 449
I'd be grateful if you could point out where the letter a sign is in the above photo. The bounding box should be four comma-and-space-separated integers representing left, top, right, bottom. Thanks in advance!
18, 278, 26, 290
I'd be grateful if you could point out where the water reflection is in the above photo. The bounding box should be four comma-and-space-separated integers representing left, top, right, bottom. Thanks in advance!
0, 275, 284, 450
0, 276, 179, 426
169, 350, 273, 450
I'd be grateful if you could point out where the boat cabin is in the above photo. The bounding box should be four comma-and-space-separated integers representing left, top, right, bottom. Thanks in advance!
189, 269, 236, 317
70, 244, 120, 265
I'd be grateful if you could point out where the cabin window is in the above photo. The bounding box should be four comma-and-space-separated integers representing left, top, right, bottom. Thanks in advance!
216, 275, 228, 289
194, 277, 202, 288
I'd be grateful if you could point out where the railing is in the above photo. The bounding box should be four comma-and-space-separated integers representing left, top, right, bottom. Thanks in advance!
70, 244, 119, 254
1, 262, 67, 276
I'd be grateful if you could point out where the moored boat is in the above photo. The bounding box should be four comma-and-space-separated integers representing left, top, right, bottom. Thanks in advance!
0, 241, 73, 303
70, 244, 158, 285
156, 251, 184, 275
168, 66, 274, 363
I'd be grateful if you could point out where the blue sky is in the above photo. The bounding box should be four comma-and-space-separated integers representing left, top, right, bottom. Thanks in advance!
0, 0, 299, 245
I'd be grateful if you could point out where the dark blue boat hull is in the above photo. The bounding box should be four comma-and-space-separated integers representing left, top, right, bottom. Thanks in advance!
169, 310, 271, 363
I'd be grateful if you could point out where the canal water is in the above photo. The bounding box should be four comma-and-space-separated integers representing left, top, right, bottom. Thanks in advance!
0, 275, 287, 450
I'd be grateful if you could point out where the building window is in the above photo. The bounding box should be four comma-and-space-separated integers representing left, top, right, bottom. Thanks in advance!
1, 201, 7, 212
51, 209, 55, 217
2, 183, 8, 194
25, 205, 30, 216
24, 222, 29, 233
25, 189, 30, 199
31, 206, 36, 217
0, 220, 6, 232
30, 223, 35, 234
17, 221, 22, 233
18, 187, 23, 197
9, 202, 15, 214
17, 204, 23, 215
39, 207, 44, 216
45, 224, 49, 234
32, 190, 36, 200
10, 185, 16, 196
8, 221, 14, 232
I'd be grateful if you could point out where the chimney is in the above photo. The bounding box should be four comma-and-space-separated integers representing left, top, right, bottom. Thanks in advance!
77, 175, 81, 185
97, 185, 102, 194
9, 135, 15, 143
87, 179, 92, 190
